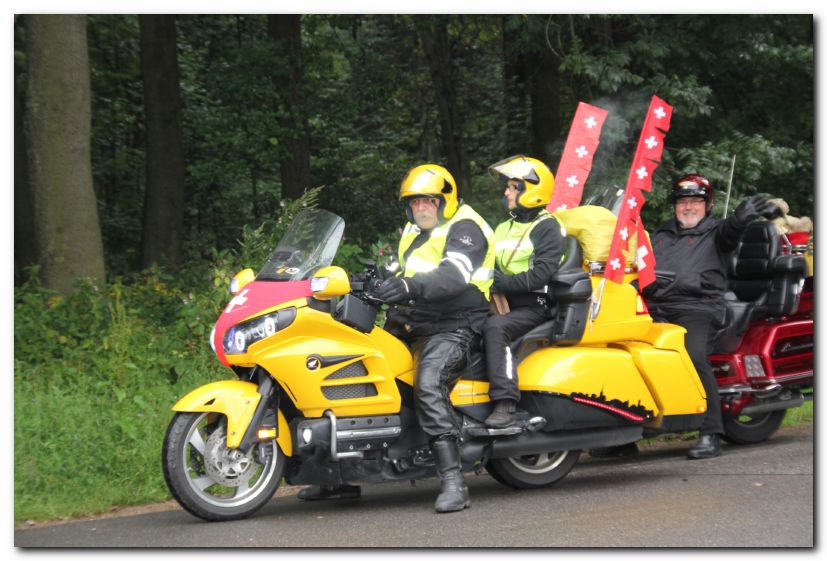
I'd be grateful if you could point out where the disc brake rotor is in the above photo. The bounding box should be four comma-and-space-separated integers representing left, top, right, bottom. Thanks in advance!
202, 427, 256, 487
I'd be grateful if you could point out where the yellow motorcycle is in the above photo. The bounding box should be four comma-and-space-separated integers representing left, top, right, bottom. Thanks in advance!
162, 209, 708, 521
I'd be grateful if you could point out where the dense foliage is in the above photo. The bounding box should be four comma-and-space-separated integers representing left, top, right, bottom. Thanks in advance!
14, 14, 813, 522
52, 14, 817, 278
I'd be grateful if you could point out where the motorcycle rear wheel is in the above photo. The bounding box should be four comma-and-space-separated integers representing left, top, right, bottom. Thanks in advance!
162, 412, 285, 521
486, 450, 580, 490
722, 409, 786, 445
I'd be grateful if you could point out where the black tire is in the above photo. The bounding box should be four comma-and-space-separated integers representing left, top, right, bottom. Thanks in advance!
162, 412, 284, 521
722, 409, 786, 445
486, 450, 580, 490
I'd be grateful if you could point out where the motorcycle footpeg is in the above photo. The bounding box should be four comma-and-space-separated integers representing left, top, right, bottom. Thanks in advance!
466, 425, 523, 438
526, 416, 547, 432
465, 415, 546, 438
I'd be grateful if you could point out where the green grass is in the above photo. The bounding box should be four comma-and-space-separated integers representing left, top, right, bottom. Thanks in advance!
782, 399, 813, 425
14, 272, 230, 523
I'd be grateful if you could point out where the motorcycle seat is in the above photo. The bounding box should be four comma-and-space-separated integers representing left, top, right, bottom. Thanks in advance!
712, 221, 808, 353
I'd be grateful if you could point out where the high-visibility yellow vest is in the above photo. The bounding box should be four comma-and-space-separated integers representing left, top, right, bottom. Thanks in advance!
398, 204, 496, 300
494, 210, 566, 275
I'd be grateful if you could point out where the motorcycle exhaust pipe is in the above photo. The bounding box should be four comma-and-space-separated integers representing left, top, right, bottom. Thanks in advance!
461, 425, 642, 462
740, 393, 805, 416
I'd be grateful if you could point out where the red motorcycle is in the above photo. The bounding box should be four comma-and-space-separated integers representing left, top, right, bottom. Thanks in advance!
709, 222, 813, 443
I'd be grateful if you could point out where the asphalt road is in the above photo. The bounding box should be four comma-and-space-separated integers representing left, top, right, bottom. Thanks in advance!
15, 424, 814, 548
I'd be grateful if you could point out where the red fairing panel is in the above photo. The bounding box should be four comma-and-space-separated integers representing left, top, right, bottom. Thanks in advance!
212, 280, 312, 366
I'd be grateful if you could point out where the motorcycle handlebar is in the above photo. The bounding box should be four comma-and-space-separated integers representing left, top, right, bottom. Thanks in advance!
349, 270, 391, 307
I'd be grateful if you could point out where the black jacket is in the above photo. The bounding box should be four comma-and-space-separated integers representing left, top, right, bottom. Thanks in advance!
644, 213, 749, 307
386, 218, 490, 338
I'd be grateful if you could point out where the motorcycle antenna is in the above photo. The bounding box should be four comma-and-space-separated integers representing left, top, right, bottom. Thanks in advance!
723, 154, 736, 217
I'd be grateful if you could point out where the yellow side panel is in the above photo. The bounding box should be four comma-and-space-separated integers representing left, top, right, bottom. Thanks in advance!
580, 277, 653, 345
368, 325, 415, 375
253, 307, 406, 418
471, 380, 492, 404
638, 322, 706, 398
448, 379, 478, 406
517, 346, 659, 417
396, 369, 415, 388
612, 342, 707, 422
276, 409, 292, 457
639, 321, 689, 350
173, 380, 261, 449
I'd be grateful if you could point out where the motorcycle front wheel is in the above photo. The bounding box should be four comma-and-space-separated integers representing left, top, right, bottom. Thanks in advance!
162, 411, 285, 521
486, 449, 580, 490
721, 409, 786, 445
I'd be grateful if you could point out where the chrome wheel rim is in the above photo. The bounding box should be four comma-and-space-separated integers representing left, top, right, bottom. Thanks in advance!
181, 413, 278, 508
506, 451, 569, 474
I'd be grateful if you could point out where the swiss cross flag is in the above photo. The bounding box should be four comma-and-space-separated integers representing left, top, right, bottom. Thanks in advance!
635, 221, 656, 287
614, 186, 645, 252
547, 102, 608, 212
604, 95, 674, 287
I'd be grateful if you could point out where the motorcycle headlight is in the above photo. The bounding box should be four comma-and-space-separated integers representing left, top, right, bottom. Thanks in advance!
223, 307, 297, 355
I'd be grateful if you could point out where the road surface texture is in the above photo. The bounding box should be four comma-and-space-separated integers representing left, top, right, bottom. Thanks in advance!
15, 424, 813, 548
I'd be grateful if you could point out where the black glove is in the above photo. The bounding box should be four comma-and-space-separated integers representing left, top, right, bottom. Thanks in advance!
374, 276, 417, 304
492, 269, 506, 292
734, 195, 778, 225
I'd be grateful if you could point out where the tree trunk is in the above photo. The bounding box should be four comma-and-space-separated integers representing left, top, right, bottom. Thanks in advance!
139, 15, 186, 269
267, 14, 311, 201
24, 15, 106, 294
420, 17, 472, 200
15, 30, 35, 286
529, 44, 562, 166
502, 16, 529, 156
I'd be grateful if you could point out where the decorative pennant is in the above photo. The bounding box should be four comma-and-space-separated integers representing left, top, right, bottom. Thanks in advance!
604, 95, 674, 287
635, 221, 656, 288
547, 102, 608, 212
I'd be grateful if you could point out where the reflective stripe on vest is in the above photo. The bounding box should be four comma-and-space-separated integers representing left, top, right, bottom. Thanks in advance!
494, 210, 566, 275
398, 204, 496, 299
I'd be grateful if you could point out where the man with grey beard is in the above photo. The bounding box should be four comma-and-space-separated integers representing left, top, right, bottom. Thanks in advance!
299, 164, 495, 513
642, 174, 778, 459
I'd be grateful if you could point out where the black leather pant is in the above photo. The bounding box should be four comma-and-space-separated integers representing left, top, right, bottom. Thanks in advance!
411, 328, 477, 439
650, 302, 726, 435
483, 305, 548, 403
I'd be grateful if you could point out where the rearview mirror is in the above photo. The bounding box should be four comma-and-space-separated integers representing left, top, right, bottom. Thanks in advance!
310, 266, 350, 300
230, 268, 256, 295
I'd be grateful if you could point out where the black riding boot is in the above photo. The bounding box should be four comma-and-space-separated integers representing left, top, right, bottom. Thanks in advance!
432, 438, 471, 513
484, 399, 517, 428
687, 433, 722, 459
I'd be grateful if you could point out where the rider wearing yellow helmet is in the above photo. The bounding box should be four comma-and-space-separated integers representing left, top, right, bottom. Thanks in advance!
300, 163, 495, 513
377, 163, 495, 513
483, 155, 566, 428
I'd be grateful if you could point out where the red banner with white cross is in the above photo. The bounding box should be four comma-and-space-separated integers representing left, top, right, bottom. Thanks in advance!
547, 102, 609, 212
604, 95, 673, 287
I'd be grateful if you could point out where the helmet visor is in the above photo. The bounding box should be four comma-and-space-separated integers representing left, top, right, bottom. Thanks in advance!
489, 156, 540, 184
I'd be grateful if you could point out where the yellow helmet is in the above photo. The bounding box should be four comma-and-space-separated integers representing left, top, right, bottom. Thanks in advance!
399, 164, 459, 221
488, 155, 555, 210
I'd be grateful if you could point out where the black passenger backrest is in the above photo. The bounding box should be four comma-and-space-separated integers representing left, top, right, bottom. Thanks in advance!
730, 221, 780, 302
509, 236, 591, 359
549, 236, 591, 345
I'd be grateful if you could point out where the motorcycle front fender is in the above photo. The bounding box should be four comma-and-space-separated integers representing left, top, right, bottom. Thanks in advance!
173, 380, 292, 456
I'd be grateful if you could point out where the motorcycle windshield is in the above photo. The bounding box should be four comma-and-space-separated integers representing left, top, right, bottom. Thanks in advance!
256, 209, 345, 281
581, 184, 625, 215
